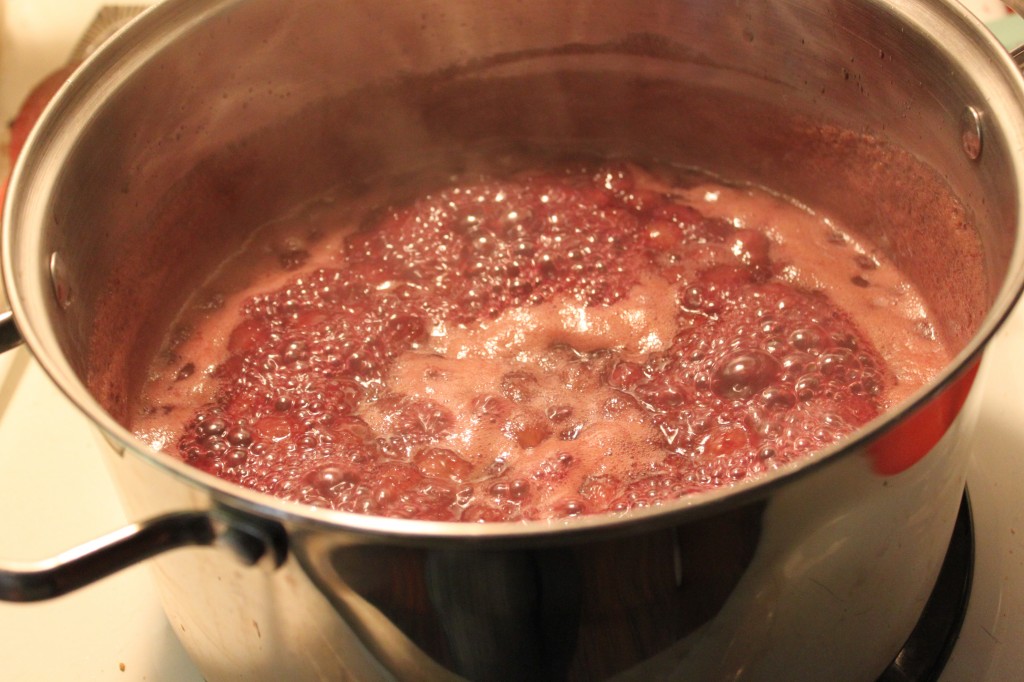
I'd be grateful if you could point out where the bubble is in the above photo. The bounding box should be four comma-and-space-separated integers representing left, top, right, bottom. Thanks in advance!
745, 405, 781, 441
693, 371, 711, 391
682, 286, 704, 310
607, 360, 644, 390
472, 394, 511, 423
490, 478, 531, 504
781, 351, 813, 374
627, 376, 670, 409
279, 340, 306, 364
415, 447, 473, 482
546, 405, 573, 422
199, 418, 227, 437
711, 349, 781, 400
226, 448, 248, 467
819, 351, 852, 377
227, 427, 253, 447
727, 466, 748, 481
761, 386, 797, 411
455, 484, 475, 506
795, 374, 821, 401
550, 499, 588, 518
789, 327, 827, 353
861, 374, 882, 396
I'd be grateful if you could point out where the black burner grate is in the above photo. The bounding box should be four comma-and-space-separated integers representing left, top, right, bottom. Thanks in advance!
878, 493, 974, 682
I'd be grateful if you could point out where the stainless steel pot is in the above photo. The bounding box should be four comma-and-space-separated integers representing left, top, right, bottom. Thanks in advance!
3, 1, 1024, 680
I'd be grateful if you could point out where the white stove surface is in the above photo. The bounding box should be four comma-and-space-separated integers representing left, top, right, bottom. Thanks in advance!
0, 1, 1023, 680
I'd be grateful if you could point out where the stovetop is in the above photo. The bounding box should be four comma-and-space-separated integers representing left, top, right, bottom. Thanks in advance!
0, 1, 1023, 680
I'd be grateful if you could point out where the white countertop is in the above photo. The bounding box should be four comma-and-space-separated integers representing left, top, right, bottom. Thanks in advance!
0, 359, 203, 680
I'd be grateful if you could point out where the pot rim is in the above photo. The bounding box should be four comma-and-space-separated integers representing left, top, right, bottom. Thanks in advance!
4, 0, 1024, 543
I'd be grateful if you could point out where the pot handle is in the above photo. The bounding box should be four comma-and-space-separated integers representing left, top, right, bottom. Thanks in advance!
0, 508, 287, 602
1012, 44, 1024, 75
0, 308, 23, 354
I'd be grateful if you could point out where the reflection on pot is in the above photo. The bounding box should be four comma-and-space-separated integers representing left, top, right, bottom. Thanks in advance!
302, 503, 763, 681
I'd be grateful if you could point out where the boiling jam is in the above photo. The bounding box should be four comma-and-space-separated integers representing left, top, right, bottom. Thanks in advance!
133, 162, 950, 521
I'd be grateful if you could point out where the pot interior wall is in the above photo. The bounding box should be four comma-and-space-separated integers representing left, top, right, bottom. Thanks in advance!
27, 0, 1010, 426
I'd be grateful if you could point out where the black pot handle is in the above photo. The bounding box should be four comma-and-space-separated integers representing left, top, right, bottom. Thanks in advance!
0, 308, 23, 354
0, 303, 286, 600
0, 509, 287, 602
